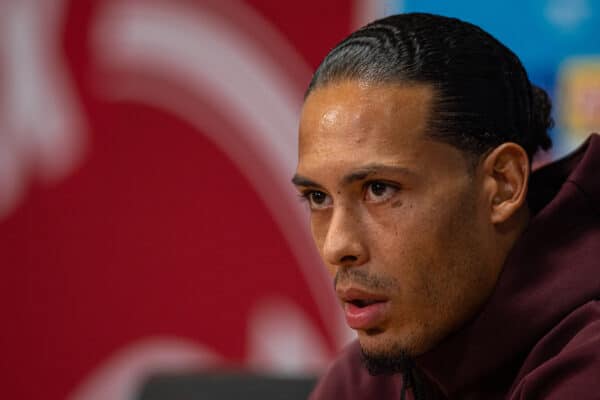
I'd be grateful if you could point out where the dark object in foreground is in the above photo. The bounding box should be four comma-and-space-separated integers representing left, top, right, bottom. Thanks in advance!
138, 371, 317, 400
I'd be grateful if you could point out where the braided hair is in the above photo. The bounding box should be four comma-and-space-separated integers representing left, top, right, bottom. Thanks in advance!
307, 13, 553, 162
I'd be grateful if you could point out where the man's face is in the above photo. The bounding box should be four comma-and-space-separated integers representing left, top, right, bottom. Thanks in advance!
294, 81, 500, 359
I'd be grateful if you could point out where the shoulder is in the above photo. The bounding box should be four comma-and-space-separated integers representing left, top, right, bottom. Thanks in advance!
309, 340, 401, 400
510, 300, 600, 399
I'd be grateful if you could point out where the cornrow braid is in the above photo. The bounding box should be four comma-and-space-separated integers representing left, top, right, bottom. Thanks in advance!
307, 13, 553, 161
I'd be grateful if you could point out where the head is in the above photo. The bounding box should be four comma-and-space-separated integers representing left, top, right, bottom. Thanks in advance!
293, 13, 554, 374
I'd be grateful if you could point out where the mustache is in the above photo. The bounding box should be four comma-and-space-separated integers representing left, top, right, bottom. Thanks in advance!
334, 268, 397, 292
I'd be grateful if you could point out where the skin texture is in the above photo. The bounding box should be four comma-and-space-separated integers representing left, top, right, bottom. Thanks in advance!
293, 80, 530, 360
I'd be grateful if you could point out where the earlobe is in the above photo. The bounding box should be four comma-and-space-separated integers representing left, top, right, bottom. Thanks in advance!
482, 143, 530, 224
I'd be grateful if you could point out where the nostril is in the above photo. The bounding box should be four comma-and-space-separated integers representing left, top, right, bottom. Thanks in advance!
340, 255, 358, 263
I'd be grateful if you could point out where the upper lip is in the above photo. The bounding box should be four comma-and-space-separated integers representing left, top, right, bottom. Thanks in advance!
337, 287, 389, 306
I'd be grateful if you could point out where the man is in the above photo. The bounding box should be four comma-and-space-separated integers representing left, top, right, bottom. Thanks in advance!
292, 13, 600, 399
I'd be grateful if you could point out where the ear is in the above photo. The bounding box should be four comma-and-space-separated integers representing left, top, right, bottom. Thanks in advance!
481, 143, 530, 224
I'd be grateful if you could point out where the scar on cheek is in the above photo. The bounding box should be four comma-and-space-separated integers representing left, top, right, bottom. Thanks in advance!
391, 200, 403, 208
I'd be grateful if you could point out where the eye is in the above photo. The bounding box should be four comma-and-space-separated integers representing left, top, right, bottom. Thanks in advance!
364, 181, 398, 203
301, 190, 333, 210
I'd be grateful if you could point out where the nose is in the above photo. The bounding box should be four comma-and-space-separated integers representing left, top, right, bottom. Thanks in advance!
322, 205, 369, 268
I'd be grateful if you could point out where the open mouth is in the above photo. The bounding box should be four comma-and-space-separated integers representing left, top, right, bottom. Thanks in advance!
348, 299, 384, 308
337, 288, 390, 329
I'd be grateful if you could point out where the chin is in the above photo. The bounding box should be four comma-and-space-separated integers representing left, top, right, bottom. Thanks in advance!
357, 323, 427, 360
358, 328, 405, 354
358, 332, 415, 376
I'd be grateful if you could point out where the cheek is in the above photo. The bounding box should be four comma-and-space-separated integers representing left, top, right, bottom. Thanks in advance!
309, 212, 331, 255
408, 196, 484, 311
380, 230, 437, 299
371, 207, 433, 286
378, 198, 469, 298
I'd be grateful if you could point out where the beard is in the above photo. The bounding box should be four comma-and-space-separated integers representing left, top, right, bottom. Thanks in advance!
360, 345, 414, 376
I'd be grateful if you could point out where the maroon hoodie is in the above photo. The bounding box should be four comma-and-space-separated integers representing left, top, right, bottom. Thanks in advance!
310, 134, 600, 399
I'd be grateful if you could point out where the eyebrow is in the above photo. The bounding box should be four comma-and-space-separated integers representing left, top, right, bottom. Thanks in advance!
342, 163, 415, 184
291, 175, 324, 188
291, 163, 415, 188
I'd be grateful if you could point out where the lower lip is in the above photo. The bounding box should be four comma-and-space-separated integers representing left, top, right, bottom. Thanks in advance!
344, 301, 390, 330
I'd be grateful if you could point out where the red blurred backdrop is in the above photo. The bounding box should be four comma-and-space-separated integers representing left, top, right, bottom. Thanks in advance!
0, 1, 388, 398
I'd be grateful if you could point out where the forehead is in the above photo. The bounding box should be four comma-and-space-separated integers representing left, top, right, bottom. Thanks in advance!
297, 81, 435, 173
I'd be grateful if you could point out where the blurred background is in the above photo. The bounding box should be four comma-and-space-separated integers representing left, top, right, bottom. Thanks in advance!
1, 1, 598, 399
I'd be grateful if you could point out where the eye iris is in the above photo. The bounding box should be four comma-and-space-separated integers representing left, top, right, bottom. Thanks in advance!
371, 183, 387, 196
311, 191, 326, 204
